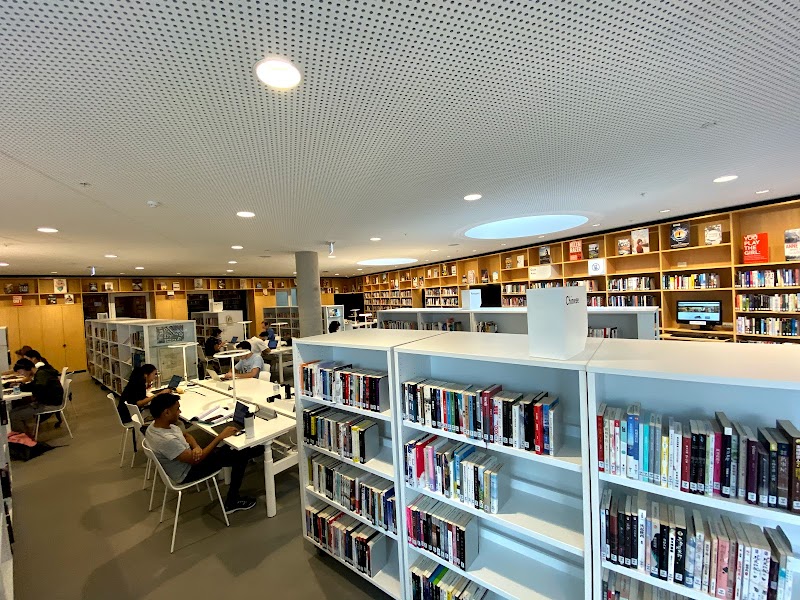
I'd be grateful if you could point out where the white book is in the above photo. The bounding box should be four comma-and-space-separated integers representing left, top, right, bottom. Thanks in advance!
705, 421, 715, 498
776, 526, 796, 600
667, 504, 676, 583
620, 408, 628, 477
637, 491, 647, 573
601, 488, 611, 560
672, 420, 683, 491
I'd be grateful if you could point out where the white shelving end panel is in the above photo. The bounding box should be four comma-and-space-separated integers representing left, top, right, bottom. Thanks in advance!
587, 337, 800, 600
394, 332, 598, 599
293, 329, 445, 600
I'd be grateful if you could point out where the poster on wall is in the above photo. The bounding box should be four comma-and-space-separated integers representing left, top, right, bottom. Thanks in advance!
64, 294, 75, 305
53, 278, 67, 294
156, 325, 186, 344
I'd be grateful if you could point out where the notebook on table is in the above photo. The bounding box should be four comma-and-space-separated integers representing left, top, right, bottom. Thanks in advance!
210, 401, 249, 434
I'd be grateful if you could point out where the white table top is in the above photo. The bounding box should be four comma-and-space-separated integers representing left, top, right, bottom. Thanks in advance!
1, 390, 31, 402
178, 385, 295, 449
191, 379, 295, 418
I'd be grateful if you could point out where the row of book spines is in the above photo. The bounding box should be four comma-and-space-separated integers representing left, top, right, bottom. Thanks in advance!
404, 435, 503, 514
735, 317, 800, 337
662, 273, 721, 289
735, 293, 800, 310
403, 381, 560, 455
736, 269, 800, 288
301, 407, 380, 464
599, 490, 795, 600
380, 321, 420, 329
597, 406, 800, 513
409, 557, 488, 600
608, 277, 656, 290
305, 503, 388, 577
309, 455, 397, 532
299, 360, 388, 410
406, 494, 476, 570
608, 296, 657, 306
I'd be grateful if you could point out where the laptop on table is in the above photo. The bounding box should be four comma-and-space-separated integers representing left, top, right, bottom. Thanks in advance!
153, 375, 183, 393
210, 400, 250, 434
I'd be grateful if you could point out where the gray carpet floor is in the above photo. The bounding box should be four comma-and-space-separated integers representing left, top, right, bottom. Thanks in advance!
11, 373, 391, 600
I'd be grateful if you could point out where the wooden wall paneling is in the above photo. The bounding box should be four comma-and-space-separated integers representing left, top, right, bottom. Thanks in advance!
39, 305, 67, 369
62, 303, 87, 370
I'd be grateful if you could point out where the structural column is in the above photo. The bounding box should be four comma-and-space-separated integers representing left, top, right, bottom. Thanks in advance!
295, 251, 323, 337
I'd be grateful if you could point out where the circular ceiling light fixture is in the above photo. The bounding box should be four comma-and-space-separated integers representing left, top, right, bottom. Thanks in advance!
755, 189, 770, 194
236, 211, 256, 218
254, 58, 302, 89
226, 269, 234, 273
713, 175, 738, 183
370, 237, 381, 242
0, 263, 8, 267
463, 194, 482, 202
465, 214, 588, 240
104, 254, 118, 258
357, 258, 418, 266
135, 266, 145, 270
231, 245, 244, 250
37, 227, 59, 233
228, 261, 237, 264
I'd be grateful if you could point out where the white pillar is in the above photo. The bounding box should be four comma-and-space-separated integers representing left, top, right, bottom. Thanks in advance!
295, 251, 323, 337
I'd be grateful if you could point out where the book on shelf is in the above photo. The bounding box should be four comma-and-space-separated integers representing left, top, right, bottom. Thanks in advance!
539, 246, 552, 264
480, 269, 489, 283
46, 294, 57, 305
64, 293, 74, 305
515, 254, 525, 268
88, 282, 98, 292
631, 228, 650, 254
785, 228, 800, 262
705, 224, 723, 245
132, 279, 144, 291
569, 240, 583, 261
588, 243, 600, 259
404, 434, 505, 514
600, 489, 796, 598
305, 501, 390, 577
670, 222, 690, 249
407, 494, 479, 569
409, 557, 488, 600
3, 284, 12, 294
597, 404, 800, 513
743, 233, 770, 264
302, 407, 382, 464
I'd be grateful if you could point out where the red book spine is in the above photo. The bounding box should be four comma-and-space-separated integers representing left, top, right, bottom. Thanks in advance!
597, 411, 606, 472
714, 429, 722, 496
746, 438, 759, 504
534, 403, 543, 454
681, 433, 691, 492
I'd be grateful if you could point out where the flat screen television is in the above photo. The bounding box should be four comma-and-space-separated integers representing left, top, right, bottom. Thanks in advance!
676, 300, 722, 329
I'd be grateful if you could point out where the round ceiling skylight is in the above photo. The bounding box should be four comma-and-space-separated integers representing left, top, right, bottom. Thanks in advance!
465, 215, 588, 239
357, 258, 418, 266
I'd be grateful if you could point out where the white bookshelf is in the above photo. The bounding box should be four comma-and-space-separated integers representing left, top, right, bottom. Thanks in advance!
85, 318, 198, 394
292, 329, 445, 600
190, 309, 243, 345
263, 306, 300, 339
377, 307, 660, 340
587, 338, 800, 600
394, 332, 601, 600
322, 305, 345, 333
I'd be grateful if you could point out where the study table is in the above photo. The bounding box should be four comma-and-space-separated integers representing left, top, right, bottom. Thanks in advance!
177, 383, 296, 517
192, 378, 296, 418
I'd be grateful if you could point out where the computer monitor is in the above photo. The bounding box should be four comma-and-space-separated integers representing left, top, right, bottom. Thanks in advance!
676, 300, 722, 329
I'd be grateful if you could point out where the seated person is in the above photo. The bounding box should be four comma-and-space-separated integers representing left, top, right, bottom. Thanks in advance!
145, 393, 258, 513
117, 364, 169, 425
259, 329, 281, 381
328, 320, 341, 334
223, 341, 264, 380
247, 333, 268, 355
2, 345, 32, 377
203, 328, 224, 359
10, 358, 64, 434
23, 349, 63, 425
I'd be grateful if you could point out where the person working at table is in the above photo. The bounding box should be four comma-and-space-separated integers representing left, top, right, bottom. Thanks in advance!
22, 349, 64, 426
222, 341, 264, 380
2, 346, 32, 377
117, 364, 170, 425
145, 393, 258, 513
10, 358, 64, 434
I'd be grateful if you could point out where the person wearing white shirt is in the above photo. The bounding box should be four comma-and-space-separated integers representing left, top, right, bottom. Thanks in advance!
223, 341, 264, 379
247, 335, 268, 354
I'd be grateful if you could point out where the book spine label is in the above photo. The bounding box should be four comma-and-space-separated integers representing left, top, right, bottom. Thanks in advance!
682, 434, 691, 492
778, 441, 790, 510
747, 439, 759, 504
722, 431, 732, 498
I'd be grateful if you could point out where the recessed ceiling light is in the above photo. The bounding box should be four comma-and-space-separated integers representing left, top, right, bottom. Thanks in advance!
231, 245, 244, 250
501, 243, 506, 246
293, 271, 297, 275
176, 273, 181, 275
104, 254, 118, 258
538, 236, 545, 239
755, 189, 770, 194
370, 237, 381, 241
236, 211, 256, 218
465, 214, 588, 240
0, 263, 8, 267
592, 223, 601, 227
119, 272, 125, 275
334, 273, 340, 276
713, 175, 738, 183
228, 261, 237, 264
254, 57, 302, 89
226, 269, 234, 273
135, 266, 144, 270
659, 209, 671, 214
357, 268, 363, 271
357, 258, 418, 266
431, 249, 439, 252
37, 227, 58, 233
51, 271, 58, 274
464, 194, 482, 201
146, 200, 162, 208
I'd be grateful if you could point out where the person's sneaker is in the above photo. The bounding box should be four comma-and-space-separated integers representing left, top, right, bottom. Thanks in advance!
225, 496, 256, 514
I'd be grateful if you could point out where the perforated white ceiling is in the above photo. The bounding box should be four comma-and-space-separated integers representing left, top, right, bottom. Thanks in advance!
1, 0, 799, 276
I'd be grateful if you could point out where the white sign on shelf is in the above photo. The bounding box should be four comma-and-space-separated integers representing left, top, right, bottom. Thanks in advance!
209, 301, 224, 312
528, 264, 555, 281
588, 258, 606, 276
460, 289, 482, 309
526, 286, 587, 360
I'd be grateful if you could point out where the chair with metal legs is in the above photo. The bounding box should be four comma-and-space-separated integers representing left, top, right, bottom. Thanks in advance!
109, 393, 137, 467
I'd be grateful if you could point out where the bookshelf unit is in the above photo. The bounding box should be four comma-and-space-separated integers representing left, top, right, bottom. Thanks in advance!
190, 310, 243, 346
321, 305, 344, 333
262, 306, 300, 339
394, 333, 601, 600
587, 339, 800, 600
292, 329, 444, 600
85, 318, 198, 394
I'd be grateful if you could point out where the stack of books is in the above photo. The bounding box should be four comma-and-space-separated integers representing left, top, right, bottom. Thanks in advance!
309, 454, 396, 533
406, 494, 478, 569
735, 292, 800, 312
422, 321, 464, 332
608, 276, 656, 291
409, 557, 488, 600
598, 405, 800, 512
404, 435, 505, 514
600, 490, 796, 598
608, 295, 657, 307
302, 407, 381, 464
736, 268, 800, 288
603, 570, 684, 599
736, 316, 799, 337
402, 380, 562, 456
589, 327, 619, 338
305, 501, 390, 577
661, 273, 721, 290
379, 320, 419, 330
299, 360, 389, 413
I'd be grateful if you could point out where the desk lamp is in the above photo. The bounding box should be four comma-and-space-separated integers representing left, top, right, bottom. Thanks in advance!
167, 341, 198, 385
237, 320, 252, 340
213, 349, 249, 402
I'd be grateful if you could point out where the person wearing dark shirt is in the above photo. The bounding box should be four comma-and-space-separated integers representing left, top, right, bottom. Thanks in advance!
22, 349, 63, 426
1, 345, 32, 376
117, 364, 169, 425
11, 358, 64, 433
204, 328, 224, 360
